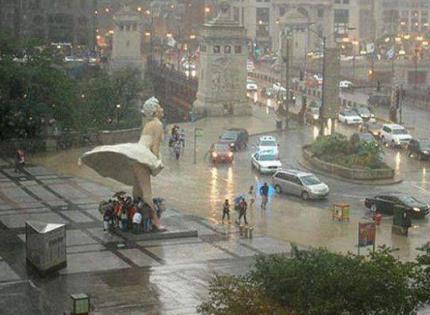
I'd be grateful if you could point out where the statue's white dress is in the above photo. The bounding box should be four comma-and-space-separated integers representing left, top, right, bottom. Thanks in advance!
81, 132, 163, 186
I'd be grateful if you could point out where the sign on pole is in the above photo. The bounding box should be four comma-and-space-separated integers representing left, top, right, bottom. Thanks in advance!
357, 222, 376, 255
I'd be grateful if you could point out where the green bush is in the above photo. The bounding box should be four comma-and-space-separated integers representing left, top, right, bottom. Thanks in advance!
198, 247, 430, 315
309, 134, 385, 169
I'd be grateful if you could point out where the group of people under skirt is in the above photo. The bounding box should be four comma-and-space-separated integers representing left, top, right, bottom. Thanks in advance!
221, 183, 270, 226
99, 192, 165, 234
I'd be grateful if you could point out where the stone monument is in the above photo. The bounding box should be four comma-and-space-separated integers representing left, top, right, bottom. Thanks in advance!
111, 6, 144, 73
192, 1, 251, 116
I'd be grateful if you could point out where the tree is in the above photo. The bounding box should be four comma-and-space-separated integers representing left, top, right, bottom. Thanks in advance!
0, 33, 76, 140
197, 274, 290, 315
198, 247, 430, 315
76, 67, 149, 132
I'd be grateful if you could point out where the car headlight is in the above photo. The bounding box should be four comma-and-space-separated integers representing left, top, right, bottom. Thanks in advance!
413, 207, 420, 212
230, 143, 235, 147
228, 152, 233, 157
313, 114, 319, 119
212, 152, 217, 158
423, 151, 429, 154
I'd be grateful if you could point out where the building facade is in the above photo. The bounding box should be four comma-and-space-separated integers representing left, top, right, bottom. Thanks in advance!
375, 0, 430, 37
0, 0, 97, 48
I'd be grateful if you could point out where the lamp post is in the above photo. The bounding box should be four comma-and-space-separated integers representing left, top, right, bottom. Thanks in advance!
307, 27, 355, 136
281, 31, 292, 129
116, 104, 121, 128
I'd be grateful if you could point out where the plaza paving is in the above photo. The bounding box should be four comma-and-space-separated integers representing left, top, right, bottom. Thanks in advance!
0, 157, 294, 314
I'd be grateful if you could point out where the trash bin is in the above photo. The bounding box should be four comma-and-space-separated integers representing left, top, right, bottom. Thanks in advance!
26, 221, 67, 274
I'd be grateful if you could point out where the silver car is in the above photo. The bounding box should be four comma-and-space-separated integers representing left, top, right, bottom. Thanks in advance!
271, 169, 329, 200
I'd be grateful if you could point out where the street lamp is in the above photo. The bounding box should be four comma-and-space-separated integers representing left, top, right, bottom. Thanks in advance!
281, 31, 292, 129
116, 104, 121, 128
307, 26, 355, 136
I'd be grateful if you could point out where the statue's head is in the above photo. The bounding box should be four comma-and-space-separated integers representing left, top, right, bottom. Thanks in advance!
142, 97, 164, 119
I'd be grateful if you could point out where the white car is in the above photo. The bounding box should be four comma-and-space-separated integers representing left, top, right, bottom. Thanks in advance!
338, 110, 363, 125
313, 74, 323, 85
246, 79, 258, 91
339, 80, 353, 88
380, 124, 412, 147
256, 136, 279, 154
247, 60, 255, 72
251, 150, 282, 174
272, 82, 286, 92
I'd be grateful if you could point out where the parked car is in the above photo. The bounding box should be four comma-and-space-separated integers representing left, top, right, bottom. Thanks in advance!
339, 80, 353, 88
338, 109, 363, 125
352, 106, 376, 123
379, 124, 412, 147
272, 169, 329, 200
364, 192, 429, 218
407, 138, 430, 160
246, 79, 258, 91
219, 128, 249, 151
256, 136, 279, 154
209, 143, 234, 164
251, 150, 282, 174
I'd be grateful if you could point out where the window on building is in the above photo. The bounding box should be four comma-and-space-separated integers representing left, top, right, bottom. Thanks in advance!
334, 9, 349, 34
200, 45, 207, 52
334, 0, 341, 3
80, 0, 85, 8
234, 45, 242, 53
343, 0, 349, 4
213, 45, 221, 53
224, 45, 231, 53
317, 8, 324, 18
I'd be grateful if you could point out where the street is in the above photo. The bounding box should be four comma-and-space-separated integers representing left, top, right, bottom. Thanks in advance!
30, 104, 430, 261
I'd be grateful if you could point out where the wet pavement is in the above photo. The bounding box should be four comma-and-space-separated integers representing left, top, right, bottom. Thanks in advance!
27, 104, 430, 260
2, 104, 430, 313
0, 137, 296, 314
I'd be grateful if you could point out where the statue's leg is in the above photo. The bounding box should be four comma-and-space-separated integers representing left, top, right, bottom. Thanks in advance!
132, 163, 163, 230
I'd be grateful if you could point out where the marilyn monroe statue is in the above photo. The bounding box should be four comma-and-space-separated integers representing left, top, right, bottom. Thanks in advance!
81, 97, 165, 231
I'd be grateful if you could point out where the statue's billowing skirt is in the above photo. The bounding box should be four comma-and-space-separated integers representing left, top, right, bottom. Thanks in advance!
81, 142, 163, 186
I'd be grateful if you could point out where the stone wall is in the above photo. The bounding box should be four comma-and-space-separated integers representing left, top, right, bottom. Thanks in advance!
0, 128, 142, 157
303, 146, 394, 180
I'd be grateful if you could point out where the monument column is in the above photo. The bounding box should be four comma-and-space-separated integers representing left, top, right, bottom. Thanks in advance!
193, 2, 251, 117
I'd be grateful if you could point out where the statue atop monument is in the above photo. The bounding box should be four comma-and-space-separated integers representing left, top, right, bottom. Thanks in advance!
81, 97, 165, 231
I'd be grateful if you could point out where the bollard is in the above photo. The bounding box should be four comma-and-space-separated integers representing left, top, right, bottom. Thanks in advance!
248, 227, 253, 239
239, 225, 244, 236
